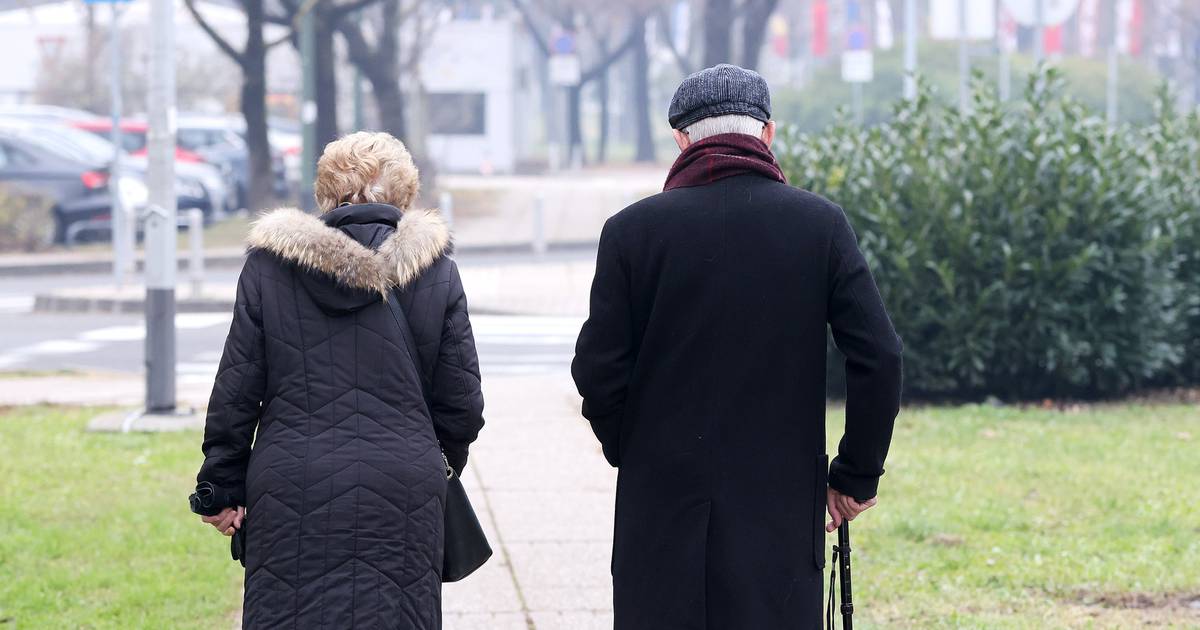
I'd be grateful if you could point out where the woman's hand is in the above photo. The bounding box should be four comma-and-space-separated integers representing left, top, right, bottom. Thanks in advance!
201, 506, 245, 536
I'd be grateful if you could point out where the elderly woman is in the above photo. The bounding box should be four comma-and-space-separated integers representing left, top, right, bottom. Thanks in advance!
191, 132, 484, 629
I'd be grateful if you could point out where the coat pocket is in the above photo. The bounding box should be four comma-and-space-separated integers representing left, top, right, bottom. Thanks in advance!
813, 453, 829, 569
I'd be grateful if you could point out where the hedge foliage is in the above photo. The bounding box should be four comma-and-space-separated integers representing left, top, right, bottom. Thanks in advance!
778, 69, 1200, 400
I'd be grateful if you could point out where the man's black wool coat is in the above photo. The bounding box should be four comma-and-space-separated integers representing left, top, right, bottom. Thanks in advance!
572, 173, 903, 629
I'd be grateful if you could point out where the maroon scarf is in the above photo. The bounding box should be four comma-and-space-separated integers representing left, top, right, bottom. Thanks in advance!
663, 132, 787, 191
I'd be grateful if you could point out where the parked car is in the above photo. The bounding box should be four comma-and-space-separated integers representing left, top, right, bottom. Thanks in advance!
0, 125, 145, 245
70, 118, 241, 208
176, 115, 253, 209
0, 120, 221, 243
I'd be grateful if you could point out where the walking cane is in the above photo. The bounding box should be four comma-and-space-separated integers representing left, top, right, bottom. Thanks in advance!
826, 522, 854, 630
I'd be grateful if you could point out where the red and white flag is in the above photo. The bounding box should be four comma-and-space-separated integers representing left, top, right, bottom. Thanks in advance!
1078, 0, 1099, 57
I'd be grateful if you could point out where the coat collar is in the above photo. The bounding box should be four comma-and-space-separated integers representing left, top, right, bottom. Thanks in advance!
246, 206, 452, 296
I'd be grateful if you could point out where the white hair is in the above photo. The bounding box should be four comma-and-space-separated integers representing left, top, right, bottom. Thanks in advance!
683, 114, 766, 141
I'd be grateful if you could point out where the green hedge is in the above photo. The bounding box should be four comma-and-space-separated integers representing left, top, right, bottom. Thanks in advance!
778, 69, 1199, 401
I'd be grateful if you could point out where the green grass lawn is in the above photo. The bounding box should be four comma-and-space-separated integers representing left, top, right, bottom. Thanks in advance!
830, 403, 1200, 629
0, 406, 241, 629
0, 403, 1196, 628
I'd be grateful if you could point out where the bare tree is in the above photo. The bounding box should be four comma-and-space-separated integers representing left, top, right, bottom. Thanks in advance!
701, 0, 780, 70
270, 0, 382, 153
512, 0, 642, 166
184, 0, 292, 211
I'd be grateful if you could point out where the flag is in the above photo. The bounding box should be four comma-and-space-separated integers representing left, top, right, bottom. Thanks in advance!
999, 5, 1018, 53
1044, 24, 1063, 55
811, 0, 829, 57
930, 0, 998, 40
1078, 0, 1099, 57
875, 0, 895, 50
1116, 0, 1142, 55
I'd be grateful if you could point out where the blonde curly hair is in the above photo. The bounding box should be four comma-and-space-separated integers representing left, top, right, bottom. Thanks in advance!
314, 131, 420, 212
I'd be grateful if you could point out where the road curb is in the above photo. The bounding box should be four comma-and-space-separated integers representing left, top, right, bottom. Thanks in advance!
34, 293, 236, 314
0, 241, 599, 277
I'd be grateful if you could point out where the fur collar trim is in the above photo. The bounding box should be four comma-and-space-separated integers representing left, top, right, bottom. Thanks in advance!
246, 207, 451, 295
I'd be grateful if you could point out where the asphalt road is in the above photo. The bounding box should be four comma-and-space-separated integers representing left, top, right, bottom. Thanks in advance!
0, 266, 583, 380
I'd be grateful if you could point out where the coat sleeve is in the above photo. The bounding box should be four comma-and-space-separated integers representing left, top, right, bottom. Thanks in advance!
826, 209, 904, 502
571, 219, 634, 467
429, 261, 485, 476
195, 255, 268, 509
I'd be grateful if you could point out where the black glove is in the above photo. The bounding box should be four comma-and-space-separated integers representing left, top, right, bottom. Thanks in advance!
188, 481, 245, 517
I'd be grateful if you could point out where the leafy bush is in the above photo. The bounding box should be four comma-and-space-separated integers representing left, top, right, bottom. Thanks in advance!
778, 69, 1193, 401
0, 186, 55, 252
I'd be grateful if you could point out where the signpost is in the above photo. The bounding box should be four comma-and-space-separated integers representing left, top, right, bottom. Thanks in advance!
145, 0, 177, 413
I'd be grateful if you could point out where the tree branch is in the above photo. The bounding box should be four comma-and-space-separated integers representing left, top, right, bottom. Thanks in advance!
510, 0, 551, 57
186, 0, 245, 66
580, 16, 640, 85
657, 6, 692, 75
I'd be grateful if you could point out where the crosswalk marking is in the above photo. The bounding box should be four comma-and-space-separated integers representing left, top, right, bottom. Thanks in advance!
0, 311, 578, 378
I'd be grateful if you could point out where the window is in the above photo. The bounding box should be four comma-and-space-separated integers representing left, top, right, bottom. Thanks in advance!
426, 93, 486, 135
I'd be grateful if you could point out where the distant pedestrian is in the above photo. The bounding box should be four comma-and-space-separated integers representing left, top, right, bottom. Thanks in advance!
190, 131, 484, 629
572, 64, 903, 629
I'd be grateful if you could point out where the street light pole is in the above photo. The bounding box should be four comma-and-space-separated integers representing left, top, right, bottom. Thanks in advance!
903, 0, 917, 100
957, 0, 969, 111
1106, 0, 1120, 126
145, 0, 177, 413
299, 7, 317, 212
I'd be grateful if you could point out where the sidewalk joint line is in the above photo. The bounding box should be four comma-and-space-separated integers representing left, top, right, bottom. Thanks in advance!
470, 460, 536, 630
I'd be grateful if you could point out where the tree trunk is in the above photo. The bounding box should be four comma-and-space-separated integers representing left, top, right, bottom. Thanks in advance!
340, 4, 405, 140
595, 44, 610, 164
740, 0, 779, 70
567, 84, 584, 167
314, 12, 339, 150
704, 0, 733, 67
242, 0, 273, 211
632, 16, 655, 162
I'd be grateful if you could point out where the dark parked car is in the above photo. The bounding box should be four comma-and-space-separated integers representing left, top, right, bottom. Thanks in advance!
0, 121, 216, 244
0, 127, 140, 245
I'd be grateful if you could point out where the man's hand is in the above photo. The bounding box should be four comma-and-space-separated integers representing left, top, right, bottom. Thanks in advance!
201, 506, 245, 536
826, 488, 876, 533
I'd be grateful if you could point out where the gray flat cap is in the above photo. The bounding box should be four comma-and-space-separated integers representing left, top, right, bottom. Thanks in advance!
668, 64, 772, 130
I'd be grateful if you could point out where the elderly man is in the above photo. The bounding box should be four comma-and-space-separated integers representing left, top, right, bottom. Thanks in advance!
572, 64, 903, 628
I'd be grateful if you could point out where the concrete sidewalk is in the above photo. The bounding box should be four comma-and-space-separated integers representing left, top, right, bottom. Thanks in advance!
442, 373, 616, 629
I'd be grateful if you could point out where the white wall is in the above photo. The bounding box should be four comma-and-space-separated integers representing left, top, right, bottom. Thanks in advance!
421, 17, 518, 174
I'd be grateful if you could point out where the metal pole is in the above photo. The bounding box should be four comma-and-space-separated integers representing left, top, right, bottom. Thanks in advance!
1106, 0, 1120, 126
1034, 0, 1045, 63
958, 0, 970, 111
531, 194, 547, 256
903, 0, 918, 100
299, 8, 317, 212
188, 208, 204, 299
109, 3, 129, 286
145, 0, 177, 413
998, 0, 1011, 101
852, 82, 864, 124
438, 191, 454, 229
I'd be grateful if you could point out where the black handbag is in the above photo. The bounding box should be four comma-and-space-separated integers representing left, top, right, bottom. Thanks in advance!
385, 288, 493, 582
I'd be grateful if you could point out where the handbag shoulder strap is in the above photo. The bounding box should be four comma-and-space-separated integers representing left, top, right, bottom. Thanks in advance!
382, 289, 453, 478
382, 289, 431, 403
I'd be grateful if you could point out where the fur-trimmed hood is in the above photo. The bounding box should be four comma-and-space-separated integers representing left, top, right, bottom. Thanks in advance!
247, 205, 451, 296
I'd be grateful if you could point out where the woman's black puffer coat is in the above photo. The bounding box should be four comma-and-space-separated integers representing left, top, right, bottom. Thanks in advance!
194, 202, 485, 629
